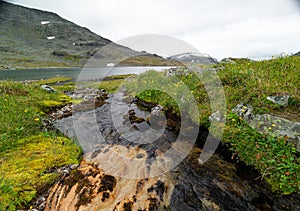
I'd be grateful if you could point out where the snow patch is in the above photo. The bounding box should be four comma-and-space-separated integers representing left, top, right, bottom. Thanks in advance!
174, 52, 211, 59
41, 21, 50, 25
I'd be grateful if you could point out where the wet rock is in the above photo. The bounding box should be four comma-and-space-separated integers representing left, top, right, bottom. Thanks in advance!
267, 95, 290, 107
129, 115, 145, 124
47, 93, 299, 210
44, 160, 174, 211
71, 87, 108, 102
134, 122, 151, 132
148, 105, 167, 130
49, 104, 73, 120
123, 201, 133, 211
147, 180, 165, 201
136, 153, 145, 159
100, 175, 117, 192
74, 99, 107, 113
38, 201, 46, 210
128, 109, 136, 116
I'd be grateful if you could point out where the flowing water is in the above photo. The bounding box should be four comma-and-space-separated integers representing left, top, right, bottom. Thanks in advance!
45, 92, 299, 210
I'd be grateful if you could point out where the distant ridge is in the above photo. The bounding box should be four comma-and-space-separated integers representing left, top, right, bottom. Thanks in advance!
167, 52, 218, 65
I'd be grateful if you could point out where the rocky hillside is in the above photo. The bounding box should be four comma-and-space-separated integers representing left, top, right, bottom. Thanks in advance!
167, 52, 218, 65
293, 51, 300, 56
0, 1, 178, 69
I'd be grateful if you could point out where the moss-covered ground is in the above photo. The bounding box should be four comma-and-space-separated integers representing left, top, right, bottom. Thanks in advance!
0, 81, 82, 210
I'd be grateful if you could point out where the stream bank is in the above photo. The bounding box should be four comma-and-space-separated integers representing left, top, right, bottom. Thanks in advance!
39, 92, 299, 210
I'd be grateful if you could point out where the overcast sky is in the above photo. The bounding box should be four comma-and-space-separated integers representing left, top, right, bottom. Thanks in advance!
7, 0, 300, 60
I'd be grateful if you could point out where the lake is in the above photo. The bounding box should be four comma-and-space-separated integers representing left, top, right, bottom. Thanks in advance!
0, 66, 175, 81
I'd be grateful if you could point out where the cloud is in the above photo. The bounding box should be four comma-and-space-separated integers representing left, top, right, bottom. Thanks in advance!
9, 0, 300, 59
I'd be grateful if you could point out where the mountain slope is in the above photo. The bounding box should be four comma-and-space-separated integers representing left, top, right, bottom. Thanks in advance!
167, 52, 218, 65
0, 1, 177, 69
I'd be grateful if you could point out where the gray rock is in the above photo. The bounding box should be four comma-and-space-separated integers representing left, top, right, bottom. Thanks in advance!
38, 196, 46, 203
166, 68, 178, 77
278, 130, 296, 139
49, 104, 73, 120
151, 105, 164, 116
267, 95, 290, 107
70, 164, 79, 170
38, 201, 46, 210
232, 104, 253, 120
134, 122, 151, 132
220, 58, 236, 64
41, 84, 56, 92
233, 103, 300, 152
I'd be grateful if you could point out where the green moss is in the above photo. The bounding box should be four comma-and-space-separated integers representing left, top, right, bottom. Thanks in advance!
98, 79, 126, 93
217, 56, 300, 121
53, 82, 76, 92
35, 76, 73, 85
0, 135, 80, 208
38, 93, 72, 112
104, 74, 133, 80
0, 81, 81, 210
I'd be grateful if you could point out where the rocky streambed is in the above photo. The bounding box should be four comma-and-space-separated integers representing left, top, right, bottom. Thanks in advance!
38, 92, 299, 211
